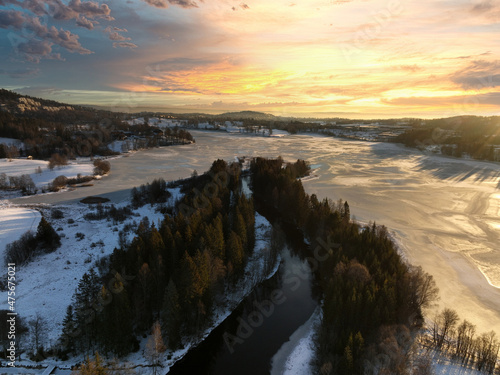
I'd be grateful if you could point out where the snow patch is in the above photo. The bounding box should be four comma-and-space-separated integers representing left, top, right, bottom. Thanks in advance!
0, 206, 41, 261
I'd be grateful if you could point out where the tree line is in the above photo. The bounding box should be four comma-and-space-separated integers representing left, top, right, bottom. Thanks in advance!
429, 308, 499, 374
395, 116, 500, 162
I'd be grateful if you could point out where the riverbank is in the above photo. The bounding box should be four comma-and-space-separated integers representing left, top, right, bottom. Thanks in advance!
270, 306, 321, 375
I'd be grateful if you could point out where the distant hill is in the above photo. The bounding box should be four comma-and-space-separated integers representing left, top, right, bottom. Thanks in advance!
217, 111, 277, 120
0, 88, 75, 115
0, 88, 122, 124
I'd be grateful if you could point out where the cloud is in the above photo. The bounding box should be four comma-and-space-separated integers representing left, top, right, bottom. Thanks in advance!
381, 91, 500, 109
396, 64, 422, 73
113, 41, 137, 49
28, 16, 92, 54
450, 60, 500, 90
0, 0, 123, 61
105, 26, 130, 41
141, 0, 198, 8
142, 0, 168, 7
2, 0, 48, 16
471, 0, 494, 14
17, 39, 63, 62
0, 9, 26, 29
232, 3, 250, 11
2, 0, 113, 26
0, 10, 92, 60
169, 0, 198, 8
75, 15, 94, 29
0, 67, 40, 78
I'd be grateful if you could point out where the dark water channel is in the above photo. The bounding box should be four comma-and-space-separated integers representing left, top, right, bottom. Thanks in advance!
167, 221, 319, 375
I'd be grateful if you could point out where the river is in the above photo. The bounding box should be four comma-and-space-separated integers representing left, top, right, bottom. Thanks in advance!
167, 225, 319, 374
11, 130, 500, 350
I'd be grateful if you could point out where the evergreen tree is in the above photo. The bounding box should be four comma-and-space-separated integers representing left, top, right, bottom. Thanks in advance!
162, 280, 182, 350
61, 305, 76, 353
100, 282, 134, 356
36, 217, 61, 252
73, 269, 100, 354
233, 208, 247, 252
226, 231, 244, 274
343, 201, 350, 222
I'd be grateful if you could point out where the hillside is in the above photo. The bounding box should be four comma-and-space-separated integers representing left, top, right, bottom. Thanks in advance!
0, 89, 193, 161
217, 110, 277, 120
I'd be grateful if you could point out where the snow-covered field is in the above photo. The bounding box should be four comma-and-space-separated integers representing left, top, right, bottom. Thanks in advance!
0, 158, 94, 192
0, 206, 41, 261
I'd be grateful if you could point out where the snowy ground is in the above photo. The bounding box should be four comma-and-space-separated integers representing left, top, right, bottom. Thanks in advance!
0, 158, 94, 193
0, 202, 165, 347
0, 206, 41, 261
433, 358, 484, 375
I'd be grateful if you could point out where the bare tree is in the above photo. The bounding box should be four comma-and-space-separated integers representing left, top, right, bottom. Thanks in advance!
48, 153, 68, 170
476, 331, 499, 373
29, 313, 47, 353
433, 308, 459, 350
407, 265, 439, 311
455, 319, 476, 363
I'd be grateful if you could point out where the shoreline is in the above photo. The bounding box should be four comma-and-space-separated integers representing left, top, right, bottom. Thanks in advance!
270, 306, 321, 375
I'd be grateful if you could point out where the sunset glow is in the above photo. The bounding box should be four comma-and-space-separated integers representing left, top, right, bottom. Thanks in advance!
1, 0, 500, 118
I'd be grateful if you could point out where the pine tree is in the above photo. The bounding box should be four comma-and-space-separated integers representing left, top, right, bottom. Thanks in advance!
100, 282, 134, 356
36, 216, 61, 253
136, 263, 153, 329
343, 201, 350, 222
72, 269, 101, 353
226, 231, 244, 274
162, 280, 182, 350
234, 208, 247, 252
61, 305, 76, 353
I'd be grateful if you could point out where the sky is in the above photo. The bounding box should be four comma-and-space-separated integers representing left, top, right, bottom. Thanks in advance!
0, 0, 500, 119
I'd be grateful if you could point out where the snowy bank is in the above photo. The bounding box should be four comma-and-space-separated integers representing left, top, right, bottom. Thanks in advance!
270, 306, 321, 375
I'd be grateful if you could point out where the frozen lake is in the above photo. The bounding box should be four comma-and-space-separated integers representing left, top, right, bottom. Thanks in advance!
12, 130, 500, 334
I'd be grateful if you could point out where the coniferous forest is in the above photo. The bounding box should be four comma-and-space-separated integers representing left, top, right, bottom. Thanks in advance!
58, 156, 443, 374
60, 159, 255, 358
